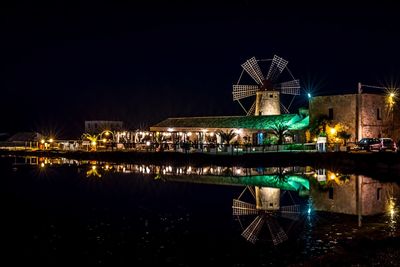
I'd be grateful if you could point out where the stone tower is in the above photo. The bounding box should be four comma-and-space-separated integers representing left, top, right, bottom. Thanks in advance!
255, 91, 281, 116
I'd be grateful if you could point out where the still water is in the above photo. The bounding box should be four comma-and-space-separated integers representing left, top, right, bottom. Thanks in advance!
1, 156, 399, 265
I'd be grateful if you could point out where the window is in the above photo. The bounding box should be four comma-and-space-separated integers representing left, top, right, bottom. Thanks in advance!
377, 108, 382, 120
269, 94, 273, 98
328, 187, 334, 199
328, 108, 333, 120
377, 188, 382, 200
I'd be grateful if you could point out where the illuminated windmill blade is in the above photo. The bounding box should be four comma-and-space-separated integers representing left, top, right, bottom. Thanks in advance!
241, 58, 263, 85
233, 199, 258, 216
280, 103, 290, 114
246, 101, 256, 116
232, 85, 258, 101
241, 215, 266, 244
266, 55, 288, 83
279, 205, 301, 221
247, 57, 264, 83
265, 217, 288, 245
275, 80, 301, 95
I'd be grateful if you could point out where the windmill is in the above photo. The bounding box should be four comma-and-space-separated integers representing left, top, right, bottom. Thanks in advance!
232, 186, 301, 245
233, 55, 300, 116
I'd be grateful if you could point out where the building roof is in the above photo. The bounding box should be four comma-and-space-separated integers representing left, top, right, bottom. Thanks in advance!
7, 132, 42, 142
150, 114, 309, 131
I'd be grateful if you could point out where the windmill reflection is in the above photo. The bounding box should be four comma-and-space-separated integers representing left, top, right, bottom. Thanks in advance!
233, 185, 301, 245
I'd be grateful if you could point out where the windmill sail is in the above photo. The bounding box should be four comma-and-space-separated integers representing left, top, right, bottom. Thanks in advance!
266, 55, 288, 83
233, 85, 258, 101
241, 57, 263, 85
265, 217, 288, 245
275, 80, 300, 95
246, 101, 256, 116
279, 205, 301, 221
233, 199, 258, 215
241, 215, 265, 244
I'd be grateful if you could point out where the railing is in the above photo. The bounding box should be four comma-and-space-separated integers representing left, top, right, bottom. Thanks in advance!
0, 141, 359, 154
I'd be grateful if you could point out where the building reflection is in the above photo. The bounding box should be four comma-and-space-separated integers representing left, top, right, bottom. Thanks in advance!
12, 156, 400, 245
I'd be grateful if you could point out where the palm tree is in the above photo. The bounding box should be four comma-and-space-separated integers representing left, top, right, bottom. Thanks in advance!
270, 120, 291, 145
217, 129, 237, 145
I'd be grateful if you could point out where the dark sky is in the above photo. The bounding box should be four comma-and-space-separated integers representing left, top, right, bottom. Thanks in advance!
1, 1, 400, 137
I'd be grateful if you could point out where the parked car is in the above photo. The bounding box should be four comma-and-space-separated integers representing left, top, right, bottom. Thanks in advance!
355, 137, 397, 152
379, 138, 397, 152
355, 138, 381, 151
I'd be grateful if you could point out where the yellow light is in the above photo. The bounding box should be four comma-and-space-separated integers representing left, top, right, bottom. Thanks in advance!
92, 165, 96, 170
40, 139, 45, 144
330, 128, 336, 135
91, 141, 97, 146
187, 132, 192, 137
209, 132, 214, 137
313, 137, 317, 142
40, 163, 45, 168
105, 131, 110, 136
49, 138, 53, 143
105, 164, 109, 170
390, 93, 395, 97
102, 138, 107, 143
330, 173, 336, 180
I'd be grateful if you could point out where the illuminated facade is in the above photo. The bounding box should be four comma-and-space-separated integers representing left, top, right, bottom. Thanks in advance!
150, 112, 309, 145
309, 93, 400, 142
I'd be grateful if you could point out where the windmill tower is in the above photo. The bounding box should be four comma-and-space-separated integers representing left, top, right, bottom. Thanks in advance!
232, 186, 301, 245
232, 55, 300, 116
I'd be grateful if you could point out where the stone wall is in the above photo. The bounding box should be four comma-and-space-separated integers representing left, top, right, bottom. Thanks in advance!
309, 93, 396, 142
309, 94, 357, 142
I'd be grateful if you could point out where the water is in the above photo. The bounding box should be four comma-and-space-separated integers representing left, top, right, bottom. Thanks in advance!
1, 156, 399, 265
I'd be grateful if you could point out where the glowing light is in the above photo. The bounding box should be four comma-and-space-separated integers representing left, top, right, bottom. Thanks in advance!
209, 132, 214, 137
92, 165, 96, 170
40, 163, 45, 168
104, 164, 109, 170
49, 138, 53, 143
146, 141, 151, 146
105, 131, 110, 136
235, 169, 242, 175
167, 128, 174, 132
308, 208, 311, 214
330, 173, 336, 180
187, 132, 192, 137
313, 137, 317, 142
390, 93, 395, 97
307, 93, 312, 99
330, 128, 336, 135
40, 139, 45, 144
91, 141, 97, 146
102, 138, 107, 143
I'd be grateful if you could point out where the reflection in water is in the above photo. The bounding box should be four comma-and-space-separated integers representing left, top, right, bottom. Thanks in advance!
232, 186, 300, 245
8, 156, 400, 251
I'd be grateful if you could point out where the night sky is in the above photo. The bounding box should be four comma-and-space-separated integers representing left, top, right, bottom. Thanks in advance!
1, 1, 400, 138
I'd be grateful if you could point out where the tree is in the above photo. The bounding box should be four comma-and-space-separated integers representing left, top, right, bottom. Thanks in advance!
338, 131, 351, 145
217, 129, 237, 145
309, 114, 330, 137
270, 120, 291, 145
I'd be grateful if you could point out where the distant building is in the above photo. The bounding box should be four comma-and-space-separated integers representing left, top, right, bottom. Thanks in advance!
309, 93, 400, 142
84, 120, 123, 134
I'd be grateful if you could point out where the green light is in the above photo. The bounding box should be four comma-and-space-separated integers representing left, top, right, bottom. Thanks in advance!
307, 93, 311, 98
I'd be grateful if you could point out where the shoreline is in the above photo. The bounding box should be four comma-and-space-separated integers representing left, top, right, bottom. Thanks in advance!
1, 149, 400, 179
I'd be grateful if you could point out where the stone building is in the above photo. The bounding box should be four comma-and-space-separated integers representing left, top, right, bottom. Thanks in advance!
309, 93, 400, 142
